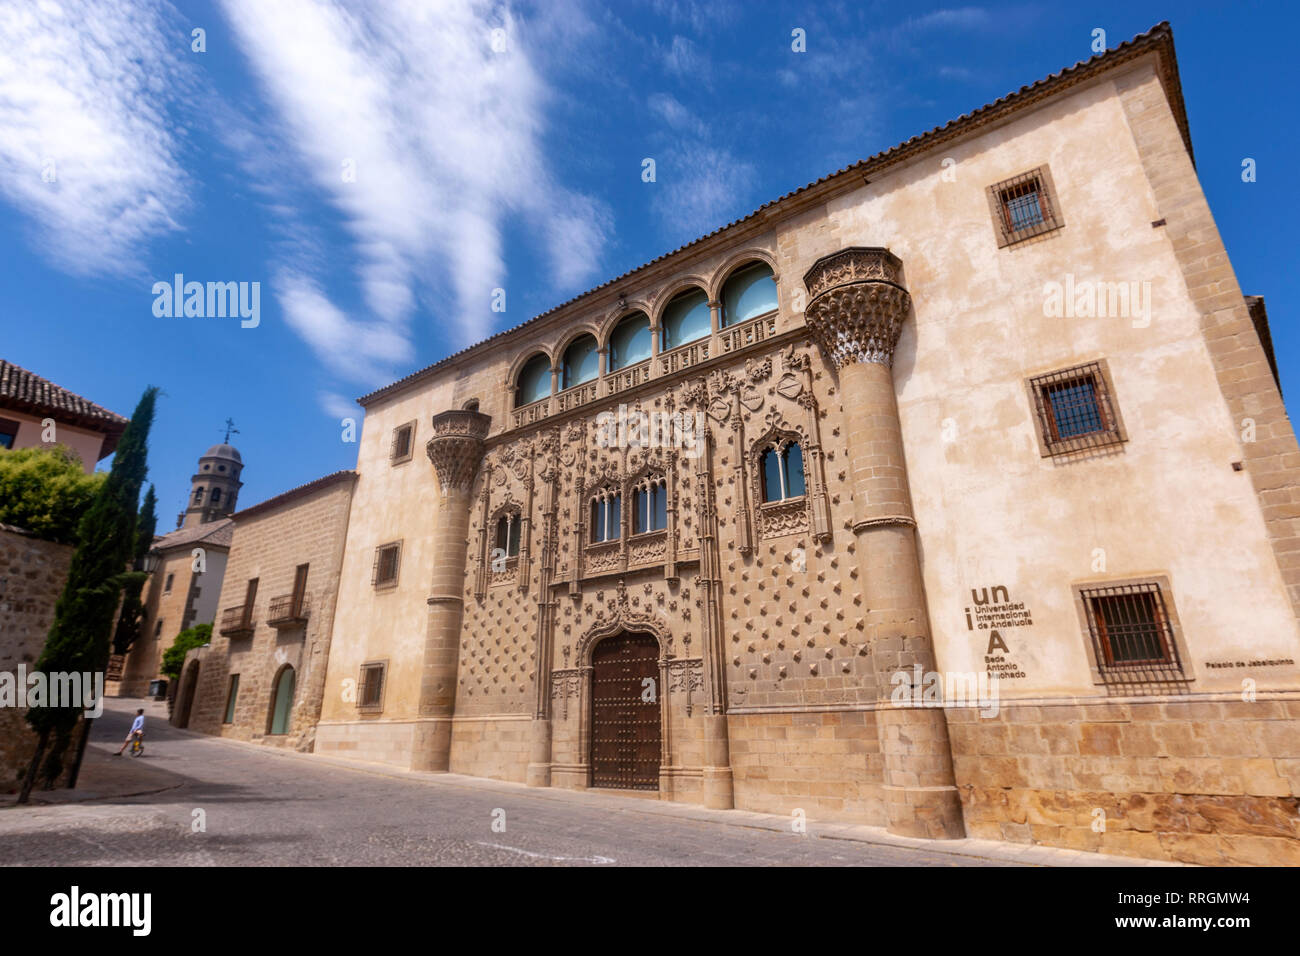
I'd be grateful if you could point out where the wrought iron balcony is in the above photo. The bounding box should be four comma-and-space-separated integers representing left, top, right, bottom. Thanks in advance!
219, 604, 254, 638
267, 593, 310, 629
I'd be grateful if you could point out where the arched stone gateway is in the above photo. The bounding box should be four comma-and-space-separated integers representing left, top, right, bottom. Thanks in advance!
589, 632, 662, 790
267, 664, 296, 736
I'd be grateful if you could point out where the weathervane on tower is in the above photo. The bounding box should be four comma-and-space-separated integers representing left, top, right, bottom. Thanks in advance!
223, 418, 239, 443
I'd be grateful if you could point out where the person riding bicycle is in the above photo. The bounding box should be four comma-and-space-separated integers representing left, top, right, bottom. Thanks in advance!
114, 709, 146, 756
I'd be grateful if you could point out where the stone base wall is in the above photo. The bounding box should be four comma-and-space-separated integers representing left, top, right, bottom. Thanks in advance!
315, 719, 426, 768
449, 716, 531, 783
546, 704, 710, 801
727, 710, 888, 825
0, 527, 74, 792
948, 697, 1300, 865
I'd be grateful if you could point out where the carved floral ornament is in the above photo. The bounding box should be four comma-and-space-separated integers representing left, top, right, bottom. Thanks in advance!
573, 579, 676, 666
803, 246, 913, 369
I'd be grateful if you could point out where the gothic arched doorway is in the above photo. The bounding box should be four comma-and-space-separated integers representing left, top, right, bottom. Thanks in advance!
590, 632, 662, 790
268, 665, 296, 736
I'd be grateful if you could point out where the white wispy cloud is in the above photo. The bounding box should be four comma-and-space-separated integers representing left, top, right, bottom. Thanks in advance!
0, 0, 194, 276
646, 92, 755, 243
905, 7, 992, 31
220, 0, 611, 383
318, 389, 361, 423
662, 35, 708, 82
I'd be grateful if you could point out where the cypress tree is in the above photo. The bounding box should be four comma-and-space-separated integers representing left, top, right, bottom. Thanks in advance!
112, 484, 158, 657
19, 386, 158, 802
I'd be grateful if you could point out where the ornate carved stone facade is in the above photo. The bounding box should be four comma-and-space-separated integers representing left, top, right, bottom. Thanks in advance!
313, 26, 1300, 865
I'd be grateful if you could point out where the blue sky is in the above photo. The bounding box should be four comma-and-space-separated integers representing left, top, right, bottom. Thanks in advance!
1, 0, 1295, 523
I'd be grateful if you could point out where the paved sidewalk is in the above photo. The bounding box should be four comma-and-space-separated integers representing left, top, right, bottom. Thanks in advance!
228, 740, 1183, 867
4, 696, 1180, 867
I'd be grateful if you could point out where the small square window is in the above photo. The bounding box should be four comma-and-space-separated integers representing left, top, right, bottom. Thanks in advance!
0, 417, 19, 449
987, 166, 1063, 247
358, 662, 387, 712
1026, 360, 1126, 456
373, 542, 401, 588
391, 422, 416, 464
1078, 582, 1188, 687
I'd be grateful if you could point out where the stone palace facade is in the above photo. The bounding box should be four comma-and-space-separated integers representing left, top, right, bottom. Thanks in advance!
190, 25, 1300, 864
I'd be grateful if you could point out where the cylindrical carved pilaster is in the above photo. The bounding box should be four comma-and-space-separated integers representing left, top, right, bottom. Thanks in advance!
413, 408, 490, 772
804, 247, 965, 840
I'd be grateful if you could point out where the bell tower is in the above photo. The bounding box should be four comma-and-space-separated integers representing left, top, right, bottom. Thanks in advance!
179, 420, 245, 529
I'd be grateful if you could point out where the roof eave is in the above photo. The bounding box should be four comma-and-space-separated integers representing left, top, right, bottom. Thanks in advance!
357, 21, 1192, 410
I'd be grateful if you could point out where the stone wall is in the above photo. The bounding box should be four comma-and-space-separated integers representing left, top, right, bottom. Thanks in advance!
0, 525, 74, 791
727, 710, 885, 824
949, 697, 1300, 864
185, 474, 355, 750
449, 716, 533, 784
116, 545, 228, 698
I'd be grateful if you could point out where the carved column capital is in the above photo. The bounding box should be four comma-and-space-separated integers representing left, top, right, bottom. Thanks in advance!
803, 246, 911, 369
426, 409, 491, 495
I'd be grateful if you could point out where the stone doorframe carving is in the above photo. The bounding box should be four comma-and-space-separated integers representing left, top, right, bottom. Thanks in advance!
569, 607, 674, 789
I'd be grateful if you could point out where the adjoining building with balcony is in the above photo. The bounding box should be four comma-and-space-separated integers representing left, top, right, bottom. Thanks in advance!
174, 470, 356, 750
189, 24, 1298, 864
111, 441, 243, 697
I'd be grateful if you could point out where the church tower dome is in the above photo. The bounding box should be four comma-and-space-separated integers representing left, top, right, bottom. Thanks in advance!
179, 424, 245, 529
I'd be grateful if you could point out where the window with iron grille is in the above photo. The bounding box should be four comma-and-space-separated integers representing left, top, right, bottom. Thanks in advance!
390, 421, 415, 464
1079, 582, 1187, 686
372, 542, 401, 587
1027, 360, 1126, 456
986, 166, 1063, 247
358, 662, 387, 711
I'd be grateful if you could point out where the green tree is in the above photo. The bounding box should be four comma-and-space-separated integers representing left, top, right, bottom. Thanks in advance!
0, 445, 105, 544
112, 485, 158, 657
160, 622, 212, 681
19, 386, 158, 802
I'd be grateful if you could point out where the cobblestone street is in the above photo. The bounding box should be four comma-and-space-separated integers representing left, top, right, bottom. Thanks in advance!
0, 700, 1054, 867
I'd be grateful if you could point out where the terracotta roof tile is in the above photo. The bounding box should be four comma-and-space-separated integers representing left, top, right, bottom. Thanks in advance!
153, 517, 235, 552
0, 359, 129, 458
0, 360, 128, 427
